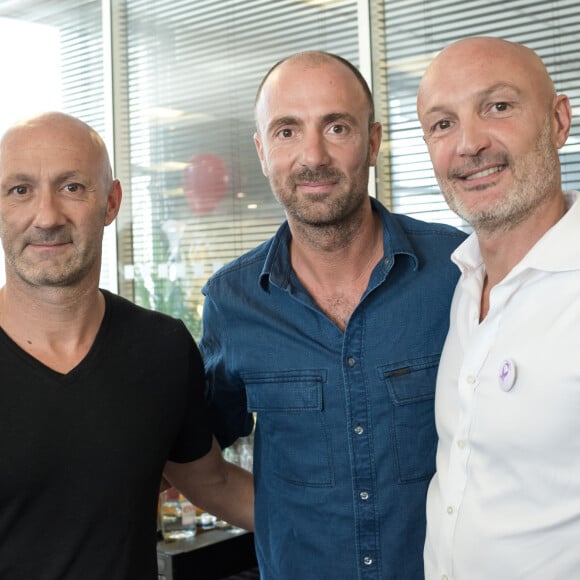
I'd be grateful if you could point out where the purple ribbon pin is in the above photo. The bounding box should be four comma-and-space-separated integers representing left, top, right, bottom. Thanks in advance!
498, 359, 516, 392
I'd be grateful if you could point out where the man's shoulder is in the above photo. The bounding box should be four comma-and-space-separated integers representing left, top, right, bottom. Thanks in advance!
372, 197, 467, 249
203, 236, 275, 291
386, 212, 467, 261
390, 211, 466, 242
103, 290, 190, 336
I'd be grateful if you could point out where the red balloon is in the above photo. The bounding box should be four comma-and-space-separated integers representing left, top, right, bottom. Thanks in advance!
183, 153, 228, 215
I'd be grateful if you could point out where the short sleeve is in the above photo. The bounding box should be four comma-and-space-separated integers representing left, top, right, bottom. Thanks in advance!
167, 331, 214, 463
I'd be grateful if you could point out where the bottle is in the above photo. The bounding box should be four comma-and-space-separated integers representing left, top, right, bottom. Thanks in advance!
159, 488, 197, 541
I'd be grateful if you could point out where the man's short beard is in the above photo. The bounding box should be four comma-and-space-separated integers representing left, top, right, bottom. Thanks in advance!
441, 115, 559, 234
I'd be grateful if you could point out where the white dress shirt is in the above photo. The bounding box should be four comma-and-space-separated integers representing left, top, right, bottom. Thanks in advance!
425, 192, 580, 580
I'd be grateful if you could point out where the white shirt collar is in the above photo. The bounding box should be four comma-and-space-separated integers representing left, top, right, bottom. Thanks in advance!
451, 191, 580, 277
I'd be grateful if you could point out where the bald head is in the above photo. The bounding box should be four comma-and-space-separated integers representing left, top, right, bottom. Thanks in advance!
254, 51, 375, 129
0, 111, 122, 291
0, 112, 113, 189
415, 36, 572, 236
417, 37, 556, 121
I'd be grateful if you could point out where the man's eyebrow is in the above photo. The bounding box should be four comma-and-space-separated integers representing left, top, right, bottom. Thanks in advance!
321, 112, 358, 125
1, 171, 86, 188
0, 173, 33, 192
267, 116, 299, 134
478, 82, 523, 99
422, 82, 524, 118
266, 112, 359, 134
54, 171, 86, 183
421, 104, 452, 119
2, 172, 35, 183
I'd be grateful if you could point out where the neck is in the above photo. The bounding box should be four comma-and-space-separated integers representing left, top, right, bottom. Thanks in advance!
0, 282, 105, 373
478, 194, 566, 283
288, 204, 383, 331
477, 193, 567, 321
289, 200, 380, 285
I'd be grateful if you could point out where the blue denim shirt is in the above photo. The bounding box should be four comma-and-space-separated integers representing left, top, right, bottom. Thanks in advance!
200, 198, 466, 580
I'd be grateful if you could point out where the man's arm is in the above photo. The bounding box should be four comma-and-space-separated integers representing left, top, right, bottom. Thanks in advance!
199, 294, 255, 449
163, 436, 254, 531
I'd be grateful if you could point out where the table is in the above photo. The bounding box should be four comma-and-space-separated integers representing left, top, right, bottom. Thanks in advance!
157, 527, 257, 580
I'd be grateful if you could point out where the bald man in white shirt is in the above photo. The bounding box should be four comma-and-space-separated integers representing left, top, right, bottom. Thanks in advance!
417, 36, 580, 579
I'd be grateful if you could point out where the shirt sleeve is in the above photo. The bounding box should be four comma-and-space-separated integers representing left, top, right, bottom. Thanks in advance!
167, 326, 214, 462
199, 292, 255, 449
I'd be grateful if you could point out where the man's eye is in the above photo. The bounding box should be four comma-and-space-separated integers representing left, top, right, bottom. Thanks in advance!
434, 120, 451, 131
277, 128, 293, 139
492, 102, 509, 112
329, 124, 346, 134
9, 185, 28, 195
65, 183, 82, 193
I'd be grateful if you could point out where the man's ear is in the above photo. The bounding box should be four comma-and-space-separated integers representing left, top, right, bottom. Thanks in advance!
368, 122, 383, 167
253, 132, 269, 177
553, 94, 572, 149
105, 179, 122, 225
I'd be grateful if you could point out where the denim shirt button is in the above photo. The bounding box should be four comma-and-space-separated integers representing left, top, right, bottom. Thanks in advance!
360, 491, 369, 500
354, 425, 364, 435
347, 357, 356, 367
363, 556, 373, 566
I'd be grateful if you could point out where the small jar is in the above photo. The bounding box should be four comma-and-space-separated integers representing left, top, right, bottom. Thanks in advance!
158, 488, 197, 541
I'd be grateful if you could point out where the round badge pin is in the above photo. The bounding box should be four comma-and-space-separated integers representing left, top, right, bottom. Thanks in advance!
498, 359, 516, 392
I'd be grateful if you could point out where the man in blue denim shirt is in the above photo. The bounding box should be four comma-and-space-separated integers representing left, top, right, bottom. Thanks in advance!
200, 51, 466, 579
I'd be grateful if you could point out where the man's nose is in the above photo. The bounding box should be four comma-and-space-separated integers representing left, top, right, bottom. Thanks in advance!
456, 117, 491, 157
300, 130, 331, 167
32, 188, 66, 229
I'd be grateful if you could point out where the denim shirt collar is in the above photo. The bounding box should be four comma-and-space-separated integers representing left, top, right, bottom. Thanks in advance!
259, 197, 419, 292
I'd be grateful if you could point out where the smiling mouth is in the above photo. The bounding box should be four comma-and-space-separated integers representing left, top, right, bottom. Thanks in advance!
463, 165, 506, 181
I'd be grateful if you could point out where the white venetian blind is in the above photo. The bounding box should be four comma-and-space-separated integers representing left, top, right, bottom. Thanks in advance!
370, 0, 580, 230
113, 0, 360, 338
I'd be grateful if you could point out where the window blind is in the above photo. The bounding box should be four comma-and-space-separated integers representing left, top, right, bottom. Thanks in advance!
4, 0, 577, 324
113, 0, 360, 338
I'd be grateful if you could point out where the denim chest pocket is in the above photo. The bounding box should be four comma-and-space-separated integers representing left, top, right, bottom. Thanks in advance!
243, 370, 333, 487
379, 354, 439, 483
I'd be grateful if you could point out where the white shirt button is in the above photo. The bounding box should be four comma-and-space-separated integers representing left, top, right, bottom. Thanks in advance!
466, 374, 476, 385
447, 506, 454, 515
441, 575, 449, 580
457, 439, 466, 449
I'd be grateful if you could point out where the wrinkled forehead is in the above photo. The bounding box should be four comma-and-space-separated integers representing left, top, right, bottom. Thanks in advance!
418, 39, 553, 112
0, 123, 105, 177
256, 58, 370, 129
2, 122, 97, 155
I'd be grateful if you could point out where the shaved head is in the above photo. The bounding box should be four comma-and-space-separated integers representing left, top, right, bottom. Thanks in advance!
418, 37, 555, 120
0, 112, 113, 190
416, 36, 571, 235
255, 51, 375, 129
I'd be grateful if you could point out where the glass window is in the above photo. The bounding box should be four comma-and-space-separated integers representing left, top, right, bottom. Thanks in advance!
113, 0, 360, 338
2, 0, 579, 330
